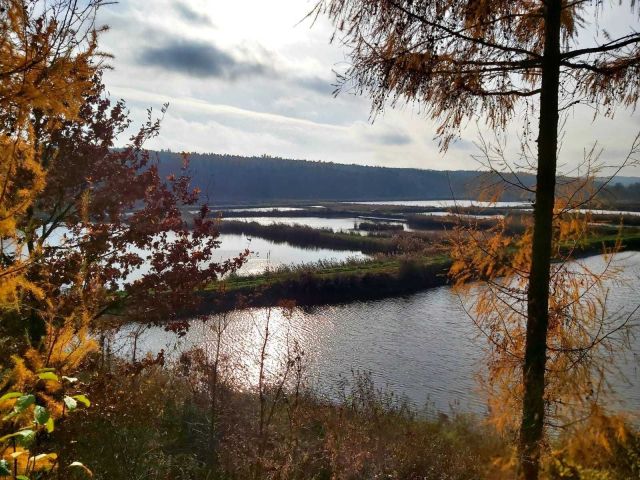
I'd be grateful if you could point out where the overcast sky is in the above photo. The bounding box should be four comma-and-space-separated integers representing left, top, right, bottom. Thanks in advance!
98, 1, 640, 174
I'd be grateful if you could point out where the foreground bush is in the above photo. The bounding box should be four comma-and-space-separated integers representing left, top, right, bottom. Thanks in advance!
52, 352, 639, 480
54, 356, 502, 480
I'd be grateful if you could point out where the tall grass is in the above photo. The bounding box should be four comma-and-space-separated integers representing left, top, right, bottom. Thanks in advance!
219, 220, 397, 253
198, 255, 452, 314
356, 221, 404, 231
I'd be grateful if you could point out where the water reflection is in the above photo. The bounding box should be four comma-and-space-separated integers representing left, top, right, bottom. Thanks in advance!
113, 232, 368, 283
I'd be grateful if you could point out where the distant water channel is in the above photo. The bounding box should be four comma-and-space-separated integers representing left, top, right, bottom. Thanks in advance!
216, 233, 368, 275
222, 216, 411, 232
116, 252, 640, 416
345, 200, 533, 208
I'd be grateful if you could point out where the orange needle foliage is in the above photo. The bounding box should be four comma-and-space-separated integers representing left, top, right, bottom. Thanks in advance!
449, 183, 637, 474
0, 0, 98, 308
0, 2, 103, 476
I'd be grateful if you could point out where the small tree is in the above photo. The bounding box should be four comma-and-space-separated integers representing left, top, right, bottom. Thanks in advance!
313, 1, 640, 478
1, 0, 101, 312
1, 1, 104, 476
0, 1, 248, 477
448, 164, 639, 471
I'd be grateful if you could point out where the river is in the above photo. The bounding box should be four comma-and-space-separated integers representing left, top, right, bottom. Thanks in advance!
115, 251, 640, 416
345, 200, 532, 208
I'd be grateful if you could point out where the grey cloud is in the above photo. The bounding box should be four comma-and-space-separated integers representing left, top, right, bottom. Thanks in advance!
137, 36, 338, 96
138, 38, 269, 79
372, 131, 412, 146
297, 75, 336, 95
174, 2, 213, 25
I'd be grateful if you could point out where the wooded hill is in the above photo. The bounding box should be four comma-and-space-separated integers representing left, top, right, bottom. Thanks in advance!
155, 151, 530, 204
156, 151, 640, 206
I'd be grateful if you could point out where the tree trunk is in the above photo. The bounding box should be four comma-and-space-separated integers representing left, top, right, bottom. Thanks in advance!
519, 1, 562, 478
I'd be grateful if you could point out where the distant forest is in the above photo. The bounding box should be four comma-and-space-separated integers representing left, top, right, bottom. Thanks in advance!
156, 151, 640, 206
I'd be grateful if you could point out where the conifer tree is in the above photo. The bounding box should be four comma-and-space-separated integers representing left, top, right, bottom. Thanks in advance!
313, 1, 640, 477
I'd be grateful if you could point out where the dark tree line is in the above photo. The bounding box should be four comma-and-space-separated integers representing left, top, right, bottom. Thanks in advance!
156, 151, 534, 204
157, 151, 640, 207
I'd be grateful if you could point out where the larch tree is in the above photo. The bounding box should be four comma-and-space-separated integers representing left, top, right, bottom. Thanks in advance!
448, 161, 640, 476
1, 1, 104, 476
312, 1, 640, 478
1, 0, 101, 308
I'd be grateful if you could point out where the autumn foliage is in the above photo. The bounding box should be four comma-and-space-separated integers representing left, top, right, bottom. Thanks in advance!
0, 1, 245, 477
449, 188, 637, 475
314, 1, 640, 477
1, 0, 639, 478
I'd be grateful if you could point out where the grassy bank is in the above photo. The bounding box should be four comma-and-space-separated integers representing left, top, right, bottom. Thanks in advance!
559, 230, 640, 257
357, 221, 404, 231
406, 211, 640, 234
209, 201, 528, 220
406, 213, 501, 231
198, 255, 452, 313
56, 359, 506, 480
194, 230, 640, 314
587, 212, 640, 226
215, 202, 440, 218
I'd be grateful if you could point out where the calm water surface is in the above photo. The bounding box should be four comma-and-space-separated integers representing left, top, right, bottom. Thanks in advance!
344, 200, 640, 217
117, 252, 640, 416
37, 228, 367, 278
111, 232, 368, 283
216, 233, 368, 275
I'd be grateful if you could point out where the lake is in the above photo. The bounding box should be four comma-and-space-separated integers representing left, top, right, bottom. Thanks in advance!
39, 225, 368, 280
115, 252, 640, 416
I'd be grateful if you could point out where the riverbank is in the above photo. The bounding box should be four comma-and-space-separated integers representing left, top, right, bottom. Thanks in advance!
211, 201, 518, 218
62, 331, 639, 480
57, 358, 507, 479
192, 231, 640, 314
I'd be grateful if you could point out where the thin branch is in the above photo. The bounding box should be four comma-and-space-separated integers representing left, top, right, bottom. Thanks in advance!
561, 33, 640, 60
